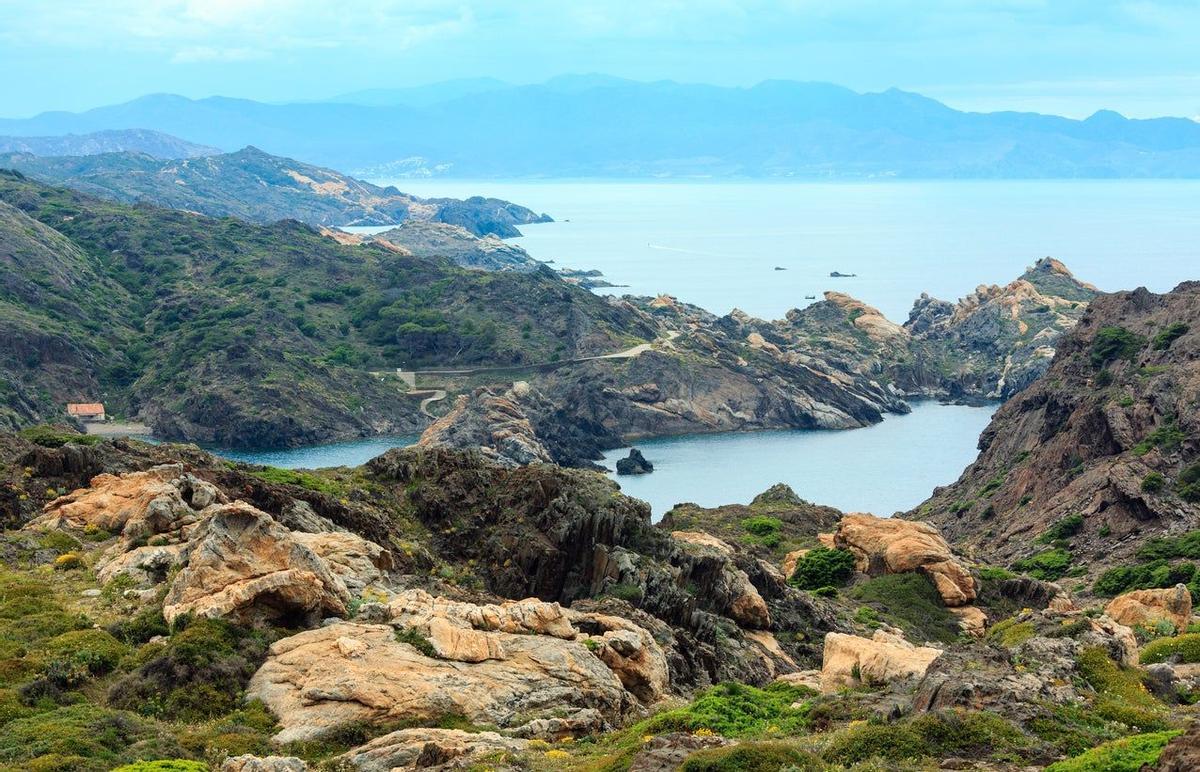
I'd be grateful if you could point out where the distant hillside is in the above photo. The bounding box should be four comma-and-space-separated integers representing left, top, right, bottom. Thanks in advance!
0, 170, 650, 447
3, 79, 1200, 177
0, 128, 218, 159
0, 146, 551, 235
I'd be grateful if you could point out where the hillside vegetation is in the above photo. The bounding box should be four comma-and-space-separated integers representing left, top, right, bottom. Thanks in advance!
0, 170, 653, 447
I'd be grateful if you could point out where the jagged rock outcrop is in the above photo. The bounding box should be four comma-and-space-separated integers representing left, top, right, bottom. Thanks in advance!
338, 728, 530, 772
913, 281, 1200, 576
221, 757, 308, 772
415, 384, 556, 467
162, 502, 353, 626
671, 532, 771, 629
1155, 721, 1200, 772
820, 630, 942, 692
1104, 585, 1193, 632
833, 513, 976, 606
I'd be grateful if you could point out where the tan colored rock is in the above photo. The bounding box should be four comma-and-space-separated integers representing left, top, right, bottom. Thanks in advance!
582, 613, 671, 703
671, 530, 735, 556
162, 502, 351, 626
1090, 615, 1140, 667
246, 622, 635, 743
1104, 585, 1192, 633
781, 548, 810, 580
221, 756, 307, 772
833, 513, 976, 606
774, 669, 822, 693
389, 588, 577, 639
821, 630, 942, 692
339, 728, 529, 772
823, 292, 910, 344
293, 531, 393, 594
30, 464, 224, 546
817, 532, 835, 548
96, 543, 187, 585
950, 606, 988, 638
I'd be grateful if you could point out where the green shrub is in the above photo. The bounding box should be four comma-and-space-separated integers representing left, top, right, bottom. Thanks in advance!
112, 763, 209, 772
680, 741, 825, 771
822, 710, 1029, 765
1038, 514, 1084, 543
0, 703, 172, 770
1177, 463, 1200, 503
978, 566, 1015, 580
107, 607, 170, 646
644, 682, 812, 738
1141, 472, 1166, 493
741, 516, 781, 538
1151, 322, 1188, 350
41, 630, 128, 675
789, 548, 855, 590
1140, 633, 1200, 665
18, 426, 102, 448
1093, 560, 1196, 597
849, 573, 960, 644
1091, 327, 1144, 367
1045, 730, 1180, 772
1012, 548, 1072, 580
1132, 423, 1186, 456
1028, 702, 1124, 756
394, 627, 437, 658
1139, 530, 1200, 561
36, 530, 82, 555
106, 619, 269, 721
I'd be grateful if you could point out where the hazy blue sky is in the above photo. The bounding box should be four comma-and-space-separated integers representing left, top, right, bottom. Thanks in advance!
2, 0, 1198, 119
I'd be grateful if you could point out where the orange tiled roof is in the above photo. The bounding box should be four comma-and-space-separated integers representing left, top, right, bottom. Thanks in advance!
67, 403, 105, 415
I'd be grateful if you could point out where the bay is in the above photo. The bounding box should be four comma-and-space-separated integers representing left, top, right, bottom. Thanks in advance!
601, 401, 997, 519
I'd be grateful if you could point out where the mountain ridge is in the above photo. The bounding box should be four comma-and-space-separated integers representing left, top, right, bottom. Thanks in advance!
3, 79, 1200, 178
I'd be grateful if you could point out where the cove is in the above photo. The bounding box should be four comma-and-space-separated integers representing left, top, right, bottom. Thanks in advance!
603, 401, 997, 520
211, 434, 419, 470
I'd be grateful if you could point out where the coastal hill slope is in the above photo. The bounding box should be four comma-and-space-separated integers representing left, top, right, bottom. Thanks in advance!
0, 128, 219, 159
914, 281, 1200, 587
0, 146, 551, 235
0, 170, 652, 447
3, 79, 1200, 177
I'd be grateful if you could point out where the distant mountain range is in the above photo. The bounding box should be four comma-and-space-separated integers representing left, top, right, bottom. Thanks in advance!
0, 146, 550, 234
3, 77, 1200, 178
0, 129, 218, 159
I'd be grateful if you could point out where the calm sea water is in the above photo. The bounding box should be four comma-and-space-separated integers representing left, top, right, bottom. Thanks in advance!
601, 401, 997, 519
213, 435, 418, 469
381, 180, 1200, 320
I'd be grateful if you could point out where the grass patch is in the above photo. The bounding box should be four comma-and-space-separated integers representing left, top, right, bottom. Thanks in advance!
680, 742, 825, 771
1045, 730, 1180, 772
1140, 633, 1200, 665
849, 573, 960, 644
988, 618, 1035, 648
246, 466, 347, 496
1151, 322, 1188, 350
1012, 548, 1072, 581
17, 426, 102, 448
1077, 647, 1170, 731
822, 710, 1031, 766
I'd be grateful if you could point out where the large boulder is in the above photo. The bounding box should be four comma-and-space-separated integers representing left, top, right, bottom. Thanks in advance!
339, 728, 530, 772
1104, 584, 1192, 633
671, 531, 771, 628
833, 513, 976, 606
29, 464, 225, 547
821, 630, 942, 692
246, 621, 640, 743
162, 502, 352, 626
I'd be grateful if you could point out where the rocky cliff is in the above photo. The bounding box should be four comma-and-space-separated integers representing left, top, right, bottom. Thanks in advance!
913, 281, 1200, 588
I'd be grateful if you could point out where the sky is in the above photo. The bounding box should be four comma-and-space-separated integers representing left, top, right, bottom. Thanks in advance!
1, 0, 1198, 120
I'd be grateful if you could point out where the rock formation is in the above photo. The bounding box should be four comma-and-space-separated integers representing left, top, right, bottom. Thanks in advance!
832, 513, 976, 606
615, 447, 653, 475
820, 630, 942, 692
1104, 585, 1193, 632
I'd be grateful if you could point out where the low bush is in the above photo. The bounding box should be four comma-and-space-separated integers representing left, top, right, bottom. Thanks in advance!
1132, 423, 1186, 456
644, 682, 812, 738
680, 741, 825, 771
41, 630, 128, 676
1178, 463, 1200, 503
1093, 560, 1196, 598
822, 710, 1030, 765
0, 703, 177, 771
1038, 514, 1084, 544
1151, 322, 1189, 350
1140, 633, 1200, 665
1045, 730, 1180, 772
1091, 326, 1144, 367
1141, 472, 1166, 493
850, 572, 961, 644
789, 547, 855, 590
106, 619, 270, 722
112, 763, 209, 772
1012, 548, 1072, 581
17, 426, 102, 448
989, 618, 1035, 648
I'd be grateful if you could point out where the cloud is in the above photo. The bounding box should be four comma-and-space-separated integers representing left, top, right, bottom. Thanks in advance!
171, 46, 268, 64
